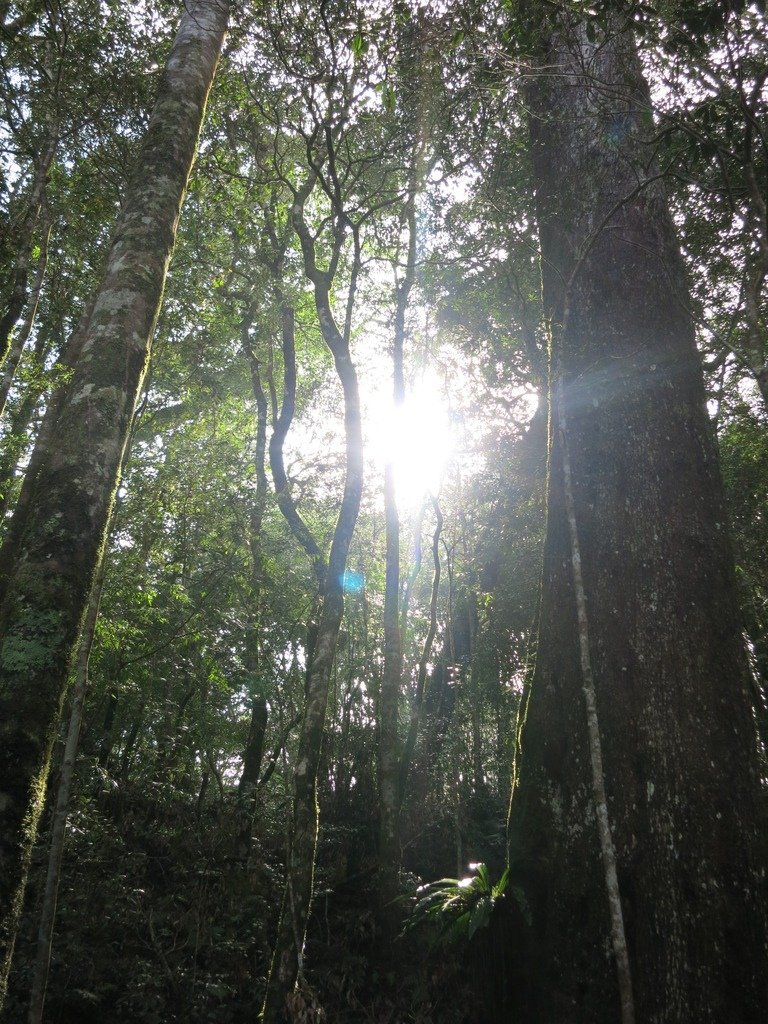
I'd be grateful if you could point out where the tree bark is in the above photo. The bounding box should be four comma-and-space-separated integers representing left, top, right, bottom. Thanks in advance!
0, 2, 228, 1005
507, 8, 768, 1022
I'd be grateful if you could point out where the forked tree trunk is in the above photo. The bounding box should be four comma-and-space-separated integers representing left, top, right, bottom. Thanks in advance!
507, 8, 768, 1022
0, 2, 228, 1005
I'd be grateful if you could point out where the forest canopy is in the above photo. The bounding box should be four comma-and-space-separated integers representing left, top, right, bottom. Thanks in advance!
0, 1, 766, 1022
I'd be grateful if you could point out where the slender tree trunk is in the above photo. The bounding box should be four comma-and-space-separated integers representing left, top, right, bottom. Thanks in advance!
262, 194, 364, 1024
742, 128, 768, 415
0, 2, 228, 1004
507, 8, 768, 1022
0, 389, 41, 518
258, 713, 302, 790
118, 705, 145, 781
0, 207, 51, 421
239, 308, 271, 796
753, 362, 768, 412
27, 551, 106, 1024
0, 293, 98, 544
0, 133, 56, 367
97, 685, 120, 771
264, 296, 326, 714
378, 177, 418, 905
399, 499, 428, 635
379, 22, 439, 884
268, 304, 326, 589
0, 298, 68, 522
398, 497, 442, 805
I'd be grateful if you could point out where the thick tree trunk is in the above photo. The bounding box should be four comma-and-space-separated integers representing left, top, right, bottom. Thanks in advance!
0, 2, 227, 1005
507, 9, 768, 1023
240, 697, 268, 794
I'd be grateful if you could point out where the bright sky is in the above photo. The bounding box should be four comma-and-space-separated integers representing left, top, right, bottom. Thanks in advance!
365, 364, 457, 511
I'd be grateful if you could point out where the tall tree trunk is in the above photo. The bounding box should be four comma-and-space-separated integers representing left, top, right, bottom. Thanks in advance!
507, 8, 768, 1023
0, 2, 228, 1005
238, 307, 271, 796
0, 205, 51, 421
0, 289, 67, 522
378, 177, 417, 907
398, 497, 442, 805
0, 132, 56, 367
0, 388, 41, 518
262, 190, 364, 1024
741, 118, 768, 416
379, 21, 434, 906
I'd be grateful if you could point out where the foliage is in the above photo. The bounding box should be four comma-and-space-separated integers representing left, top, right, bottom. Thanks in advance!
0, 0, 767, 1020
405, 862, 528, 944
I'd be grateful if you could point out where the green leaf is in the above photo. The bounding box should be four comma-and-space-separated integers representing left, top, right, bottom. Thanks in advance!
468, 896, 492, 939
493, 867, 510, 898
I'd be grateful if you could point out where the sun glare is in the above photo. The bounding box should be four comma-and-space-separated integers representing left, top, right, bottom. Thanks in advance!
369, 369, 456, 512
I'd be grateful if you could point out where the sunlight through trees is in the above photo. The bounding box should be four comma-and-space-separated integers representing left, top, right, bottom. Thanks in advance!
0, 2, 766, 1022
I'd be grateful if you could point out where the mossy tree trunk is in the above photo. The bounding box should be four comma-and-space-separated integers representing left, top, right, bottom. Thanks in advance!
507, 7, 768, 1022
0, 1, 228, 1006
